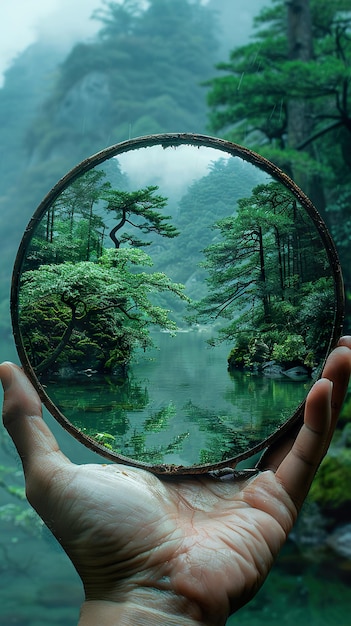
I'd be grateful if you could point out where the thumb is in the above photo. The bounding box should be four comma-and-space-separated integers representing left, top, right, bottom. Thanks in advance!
0, 362, 68, 476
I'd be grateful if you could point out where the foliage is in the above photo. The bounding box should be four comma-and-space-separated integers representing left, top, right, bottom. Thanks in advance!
227, 333, 253, 369
102, 184, 179, 248
191, 181, 333, 368
309, 390, 351, 512
0, 463, 43, 541
0, 504, 42, 535
206, 0, 351, 309
297, 277, 337, 348
19, 172, 188, 374
207, 0, 351, 158
309, 448, 351, 509
160, 156, 267, 291
271, 334, 306, 363
20, 248, 187, 375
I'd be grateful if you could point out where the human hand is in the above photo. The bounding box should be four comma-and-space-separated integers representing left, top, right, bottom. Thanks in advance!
1, 337, 351, 626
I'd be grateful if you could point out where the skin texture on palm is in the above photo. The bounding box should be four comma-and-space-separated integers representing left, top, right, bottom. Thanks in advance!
1, 337, 351, 626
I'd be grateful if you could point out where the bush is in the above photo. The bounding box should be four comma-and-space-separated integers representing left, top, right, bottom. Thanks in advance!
227, 333, 251, 369
309, 449, 351, 510
271, 334, 306, 363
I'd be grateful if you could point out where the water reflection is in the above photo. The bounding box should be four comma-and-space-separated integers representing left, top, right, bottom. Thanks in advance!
46, 332, 309, 466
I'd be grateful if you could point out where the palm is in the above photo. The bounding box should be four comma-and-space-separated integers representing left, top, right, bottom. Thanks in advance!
1, 341, 351, 622
38, 461, 294, 619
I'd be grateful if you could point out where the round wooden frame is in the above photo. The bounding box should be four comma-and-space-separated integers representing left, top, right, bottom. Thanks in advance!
11, 133, 345, 475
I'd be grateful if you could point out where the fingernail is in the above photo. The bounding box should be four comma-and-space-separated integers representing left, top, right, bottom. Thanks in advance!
0, 362, 13, 392
318, 377, 333, 396
338, 336, 351, 349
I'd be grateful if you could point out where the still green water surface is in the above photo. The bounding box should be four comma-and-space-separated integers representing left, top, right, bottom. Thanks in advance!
46, 331, 311, 466
0, 336, 350, 625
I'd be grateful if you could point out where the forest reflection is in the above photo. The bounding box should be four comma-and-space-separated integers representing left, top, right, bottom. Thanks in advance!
45, 331, 309, 466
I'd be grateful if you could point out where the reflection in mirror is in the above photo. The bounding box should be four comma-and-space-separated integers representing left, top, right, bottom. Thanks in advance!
13, 136, 342, 472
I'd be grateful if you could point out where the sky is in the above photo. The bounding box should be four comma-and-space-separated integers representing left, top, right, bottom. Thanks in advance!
0, 0, 225, 87
0, 0, 104, 86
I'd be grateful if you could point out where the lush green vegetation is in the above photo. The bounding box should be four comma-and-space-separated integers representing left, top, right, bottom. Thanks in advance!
19, 170, 187, 375
204, 0, 351, 518
309, 450, 351, 511
0, 0, 350, 523
161, 156, 266, 289
205, 0, 351, 324
19, 157, 334, 384
191, 181, 334, 371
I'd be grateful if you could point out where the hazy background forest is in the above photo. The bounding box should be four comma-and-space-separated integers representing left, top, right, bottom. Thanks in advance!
0, 1, 351, 625
0, 0, 267, 333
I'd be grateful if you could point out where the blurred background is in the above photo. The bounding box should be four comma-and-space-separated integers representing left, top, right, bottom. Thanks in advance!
0, 1, 350, 624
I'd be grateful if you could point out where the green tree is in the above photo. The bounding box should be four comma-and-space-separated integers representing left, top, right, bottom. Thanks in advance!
192, 182, 333, 366
26, 174, 177, 267
19, 172, 187, 375
207, 0, 350, 168
26, 169, 115, 268
20, 248, 187, 375
160, 157, 267, 291
102, 185, 178, 249
206, 0, 351, 322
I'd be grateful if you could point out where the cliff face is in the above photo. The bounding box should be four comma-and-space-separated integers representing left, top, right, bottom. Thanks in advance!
0, 0, 220, 323
0, 42, 67, 329
56, 71, 111, 131
27, 70, 112, 166
0, 42, 64, 195
0, 0, 265, 326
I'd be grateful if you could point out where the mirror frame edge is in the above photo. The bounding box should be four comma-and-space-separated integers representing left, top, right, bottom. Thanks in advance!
10, 133, 345, 475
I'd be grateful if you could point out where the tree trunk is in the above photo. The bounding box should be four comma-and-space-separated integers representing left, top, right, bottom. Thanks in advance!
258, 226, 270, 320
274, 225, 285, 299
36, 310, 76, 375
287, 0, 313, 148
109, 207, 126, 248
287, 0, 326, 212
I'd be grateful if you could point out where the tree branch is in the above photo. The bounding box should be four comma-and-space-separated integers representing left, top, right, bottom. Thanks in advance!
296, 120, 344, 150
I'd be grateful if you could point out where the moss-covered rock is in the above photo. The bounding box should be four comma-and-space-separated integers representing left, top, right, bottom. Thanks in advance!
309, 448, 351, 510
337, 390, 351, 429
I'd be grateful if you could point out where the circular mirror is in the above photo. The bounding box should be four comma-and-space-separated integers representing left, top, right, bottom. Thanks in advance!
11, 134, 344, 475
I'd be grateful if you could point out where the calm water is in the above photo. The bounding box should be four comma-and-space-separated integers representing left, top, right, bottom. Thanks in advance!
0, 335, 350, 625
46, 330, 311, 467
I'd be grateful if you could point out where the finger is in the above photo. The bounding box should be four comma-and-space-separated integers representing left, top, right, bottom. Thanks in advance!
0, 362, 69, 477
320, 339, 351, 451
260, 337, 351, 472
275, 377, 333, 511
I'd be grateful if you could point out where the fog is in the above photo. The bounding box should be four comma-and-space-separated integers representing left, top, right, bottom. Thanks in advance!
0, 0, 103, 85
0, 0, 267, 86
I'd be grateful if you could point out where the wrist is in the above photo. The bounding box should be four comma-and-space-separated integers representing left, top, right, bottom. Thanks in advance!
78, 600, 208, 626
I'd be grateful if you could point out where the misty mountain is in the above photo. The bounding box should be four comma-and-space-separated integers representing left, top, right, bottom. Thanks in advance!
0, 0, 266, 333
0, 42, 65, 196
